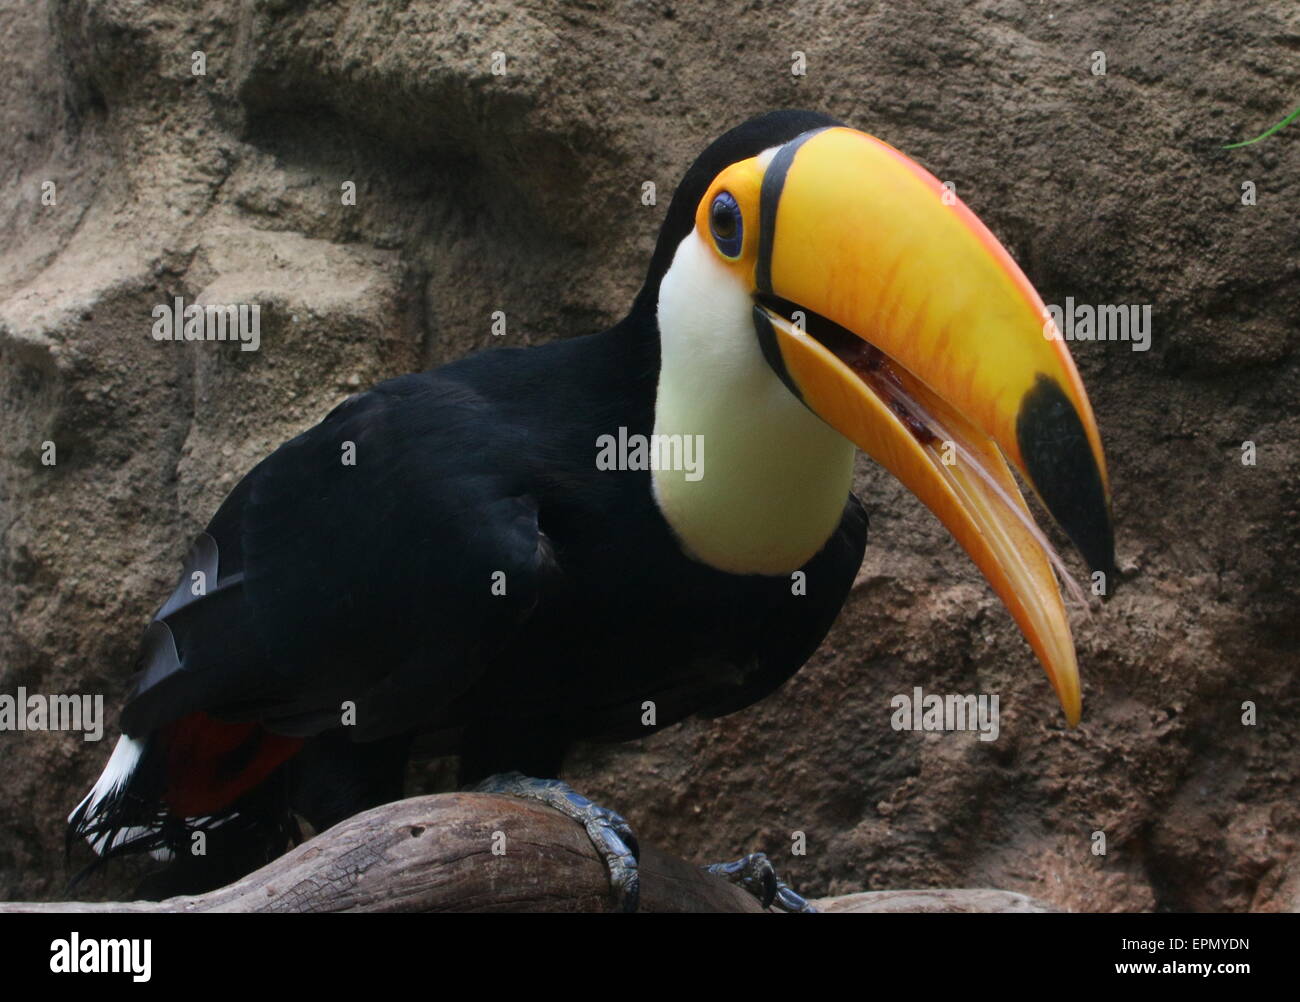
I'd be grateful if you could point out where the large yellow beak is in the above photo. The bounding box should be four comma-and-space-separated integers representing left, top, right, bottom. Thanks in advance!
703, 127, 1114, 725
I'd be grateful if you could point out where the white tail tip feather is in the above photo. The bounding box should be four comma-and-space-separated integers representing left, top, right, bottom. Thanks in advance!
70, 735, 147, 855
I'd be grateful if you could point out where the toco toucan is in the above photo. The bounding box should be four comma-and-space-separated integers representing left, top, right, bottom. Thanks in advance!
69, 110, 1113, 910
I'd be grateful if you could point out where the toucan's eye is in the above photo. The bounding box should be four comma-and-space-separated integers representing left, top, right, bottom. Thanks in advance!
709, 191, 743, 258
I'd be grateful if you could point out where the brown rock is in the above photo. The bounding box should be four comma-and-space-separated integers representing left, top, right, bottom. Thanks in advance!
812, 889, 1057, 913
1, 0, 1297, 911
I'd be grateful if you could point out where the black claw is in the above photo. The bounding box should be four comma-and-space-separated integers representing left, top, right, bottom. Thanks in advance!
702, 851, 816, 913
619, 824, 641, 863
472, 772, 640, 913
759, 862, 778, 909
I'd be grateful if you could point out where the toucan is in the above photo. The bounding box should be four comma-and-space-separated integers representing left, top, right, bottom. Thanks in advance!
68, 110, 1113, 910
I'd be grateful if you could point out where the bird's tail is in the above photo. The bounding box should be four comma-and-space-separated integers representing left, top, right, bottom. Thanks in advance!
67, 733, 171, 860
66, 715, 304, 895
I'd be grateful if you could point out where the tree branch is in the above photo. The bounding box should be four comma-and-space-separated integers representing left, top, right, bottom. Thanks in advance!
0, 793, 1057, 913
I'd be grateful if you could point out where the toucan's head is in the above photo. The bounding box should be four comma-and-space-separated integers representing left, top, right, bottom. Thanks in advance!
643, 111, 1114, 726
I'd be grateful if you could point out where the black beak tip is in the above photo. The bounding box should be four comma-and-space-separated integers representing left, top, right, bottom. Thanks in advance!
1016, 375, 1116, 591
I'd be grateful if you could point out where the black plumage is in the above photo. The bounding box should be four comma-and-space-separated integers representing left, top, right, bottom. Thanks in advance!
69, 111, 867, 893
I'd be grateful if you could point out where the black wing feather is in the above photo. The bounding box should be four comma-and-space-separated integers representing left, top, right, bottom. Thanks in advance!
121, 370, 547, 741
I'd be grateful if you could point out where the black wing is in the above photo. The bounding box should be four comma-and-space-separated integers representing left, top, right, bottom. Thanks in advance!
120, 370, 549, 742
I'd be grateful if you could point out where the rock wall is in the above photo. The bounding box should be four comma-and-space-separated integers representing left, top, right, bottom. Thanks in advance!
1, 0, 1297, 910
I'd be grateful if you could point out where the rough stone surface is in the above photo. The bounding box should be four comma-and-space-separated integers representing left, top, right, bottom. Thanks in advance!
810, 889, 1057, 913
1, 0, 1297, 911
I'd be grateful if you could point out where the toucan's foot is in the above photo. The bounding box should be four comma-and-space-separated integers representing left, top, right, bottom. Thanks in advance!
702, 852, 818, 913
472, 771, 640, 913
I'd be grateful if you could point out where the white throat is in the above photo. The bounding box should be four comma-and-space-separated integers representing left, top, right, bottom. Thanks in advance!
652, 232, 856, 576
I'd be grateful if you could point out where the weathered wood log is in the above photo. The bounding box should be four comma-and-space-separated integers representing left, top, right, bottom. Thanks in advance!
0, 793, 763, 913
0, 793, 1060, 913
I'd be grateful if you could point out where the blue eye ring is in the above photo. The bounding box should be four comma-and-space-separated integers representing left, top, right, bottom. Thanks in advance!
709, 191, 743, 258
